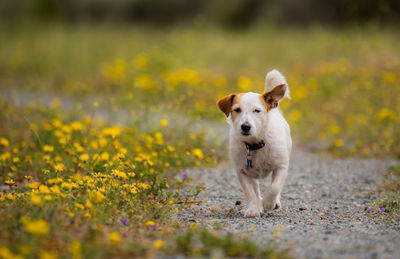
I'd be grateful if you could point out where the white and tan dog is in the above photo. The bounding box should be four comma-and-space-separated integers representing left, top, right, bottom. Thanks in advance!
217, 70, 292, 218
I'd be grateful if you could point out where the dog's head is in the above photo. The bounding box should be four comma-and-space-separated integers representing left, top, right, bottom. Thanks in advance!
216, 70, 289, 141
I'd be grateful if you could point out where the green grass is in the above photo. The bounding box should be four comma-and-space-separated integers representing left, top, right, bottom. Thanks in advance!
367, 166, 400, 223
1, 23, 399, 157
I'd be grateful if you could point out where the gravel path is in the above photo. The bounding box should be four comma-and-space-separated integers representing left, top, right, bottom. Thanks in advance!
179, 148, 400, 259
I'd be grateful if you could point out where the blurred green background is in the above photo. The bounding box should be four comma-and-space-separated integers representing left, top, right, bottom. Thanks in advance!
2, 0, 400, 26
1, 0, 400, 158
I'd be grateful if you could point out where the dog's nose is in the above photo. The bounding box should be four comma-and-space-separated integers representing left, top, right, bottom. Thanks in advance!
241, 122, 251, 133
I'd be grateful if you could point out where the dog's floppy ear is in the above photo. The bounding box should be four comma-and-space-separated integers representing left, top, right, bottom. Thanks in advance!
261, 84, 287, 110
216, 94, 236, 117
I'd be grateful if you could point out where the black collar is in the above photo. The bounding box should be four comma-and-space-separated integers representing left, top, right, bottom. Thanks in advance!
244, 140, 265, 151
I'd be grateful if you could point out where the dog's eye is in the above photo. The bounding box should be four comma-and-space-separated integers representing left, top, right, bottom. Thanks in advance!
254, 109, 261, 113
234, 108, 241, 113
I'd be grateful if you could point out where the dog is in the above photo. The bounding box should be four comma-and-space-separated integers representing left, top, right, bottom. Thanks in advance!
217, 70, 292, 218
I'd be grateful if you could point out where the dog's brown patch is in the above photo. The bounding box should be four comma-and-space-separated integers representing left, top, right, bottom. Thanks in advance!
216, 93, 245, 117
261, 84, 287, 111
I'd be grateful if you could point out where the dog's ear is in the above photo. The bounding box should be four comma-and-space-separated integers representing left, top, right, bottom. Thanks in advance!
261, 84, 287, 110
216, 94, 236, 117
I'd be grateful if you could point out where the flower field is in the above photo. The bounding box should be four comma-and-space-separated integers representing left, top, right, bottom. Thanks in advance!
1, 24, 400, 258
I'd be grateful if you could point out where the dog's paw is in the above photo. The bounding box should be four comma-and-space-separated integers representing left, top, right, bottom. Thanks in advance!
244, 208, 261, 218
263, 199, 275, 212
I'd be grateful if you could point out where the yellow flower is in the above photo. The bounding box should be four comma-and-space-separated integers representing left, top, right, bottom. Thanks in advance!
100, 152, 109, 161
39, 185, 51, 194
28, 182, 40, 189
70, 241, 81, 259
6, 193, 15, 200
108, 232, 121, 243
384, 72, 397, 83
237, 76, 252, 91
5, 179, 15, 186
12, 157, 20, 163
74, 203, 84, 210
330, 125, 340, 134
47, 177, 63, 185
89, 190, 106, 203
375, 108, 396, 122
160, 119, 168, 127
145, 220, 155, 226
102, 127, 123, 138
111, 169, 127, 180
70, 121, 83, 131
50, 185, 61, 194
0, 246, 23, 259
167, 145, 175, 152
154, 132, 163, 145
0, 137, 10, 147
79, 153, 89, 162
21, 217, 49, 235
85, 199, 93, 209
134, 74, 154, 91
39, 250, 57, 259
98, 138, 107, 147
153, 240, 164, 249
43, 145, 54, 153
53, 163, 65, 172
192, 148, 204, 159
334, 139, 343, 147
31, 194, 43, 206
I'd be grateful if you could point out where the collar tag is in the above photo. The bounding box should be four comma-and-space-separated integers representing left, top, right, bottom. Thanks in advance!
244, 140, 265, 169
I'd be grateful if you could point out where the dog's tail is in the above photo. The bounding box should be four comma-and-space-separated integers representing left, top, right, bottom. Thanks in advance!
264, 69, 291, 99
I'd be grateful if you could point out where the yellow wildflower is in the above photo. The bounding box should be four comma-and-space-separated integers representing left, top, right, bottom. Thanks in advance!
6, 193, 15, 200
70, 241, 81, 259
334, 139, 343, 147
153, 240, 164, 249
89, 190, 106, 203
43, 145, 54, 153
102, 127, 123, 138
108, 232, 121, 243
31, 194, 43, 206
160, 119, 168, 127
79, 153, 89, 162
47, 177, 63, 185
145, 220, 156, 226
0, 137, 10, 147
39, 185, 51, 194
28, 181, 40, 189
70, 121, 83, 131
21, 217, 49, 235
53, 163, 65, 172
238, 76, 252, 91
50, 185, 61, 194
5, 179, 15, 186
39, 250, 57, 259
192, 148, 204, 159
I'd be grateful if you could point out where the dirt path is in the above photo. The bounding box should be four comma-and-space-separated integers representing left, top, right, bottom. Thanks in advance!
179, 148, 400, 258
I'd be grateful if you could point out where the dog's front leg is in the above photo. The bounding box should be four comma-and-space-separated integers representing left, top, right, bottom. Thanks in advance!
263, 167, 287, 212
237, 170, 262, 217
